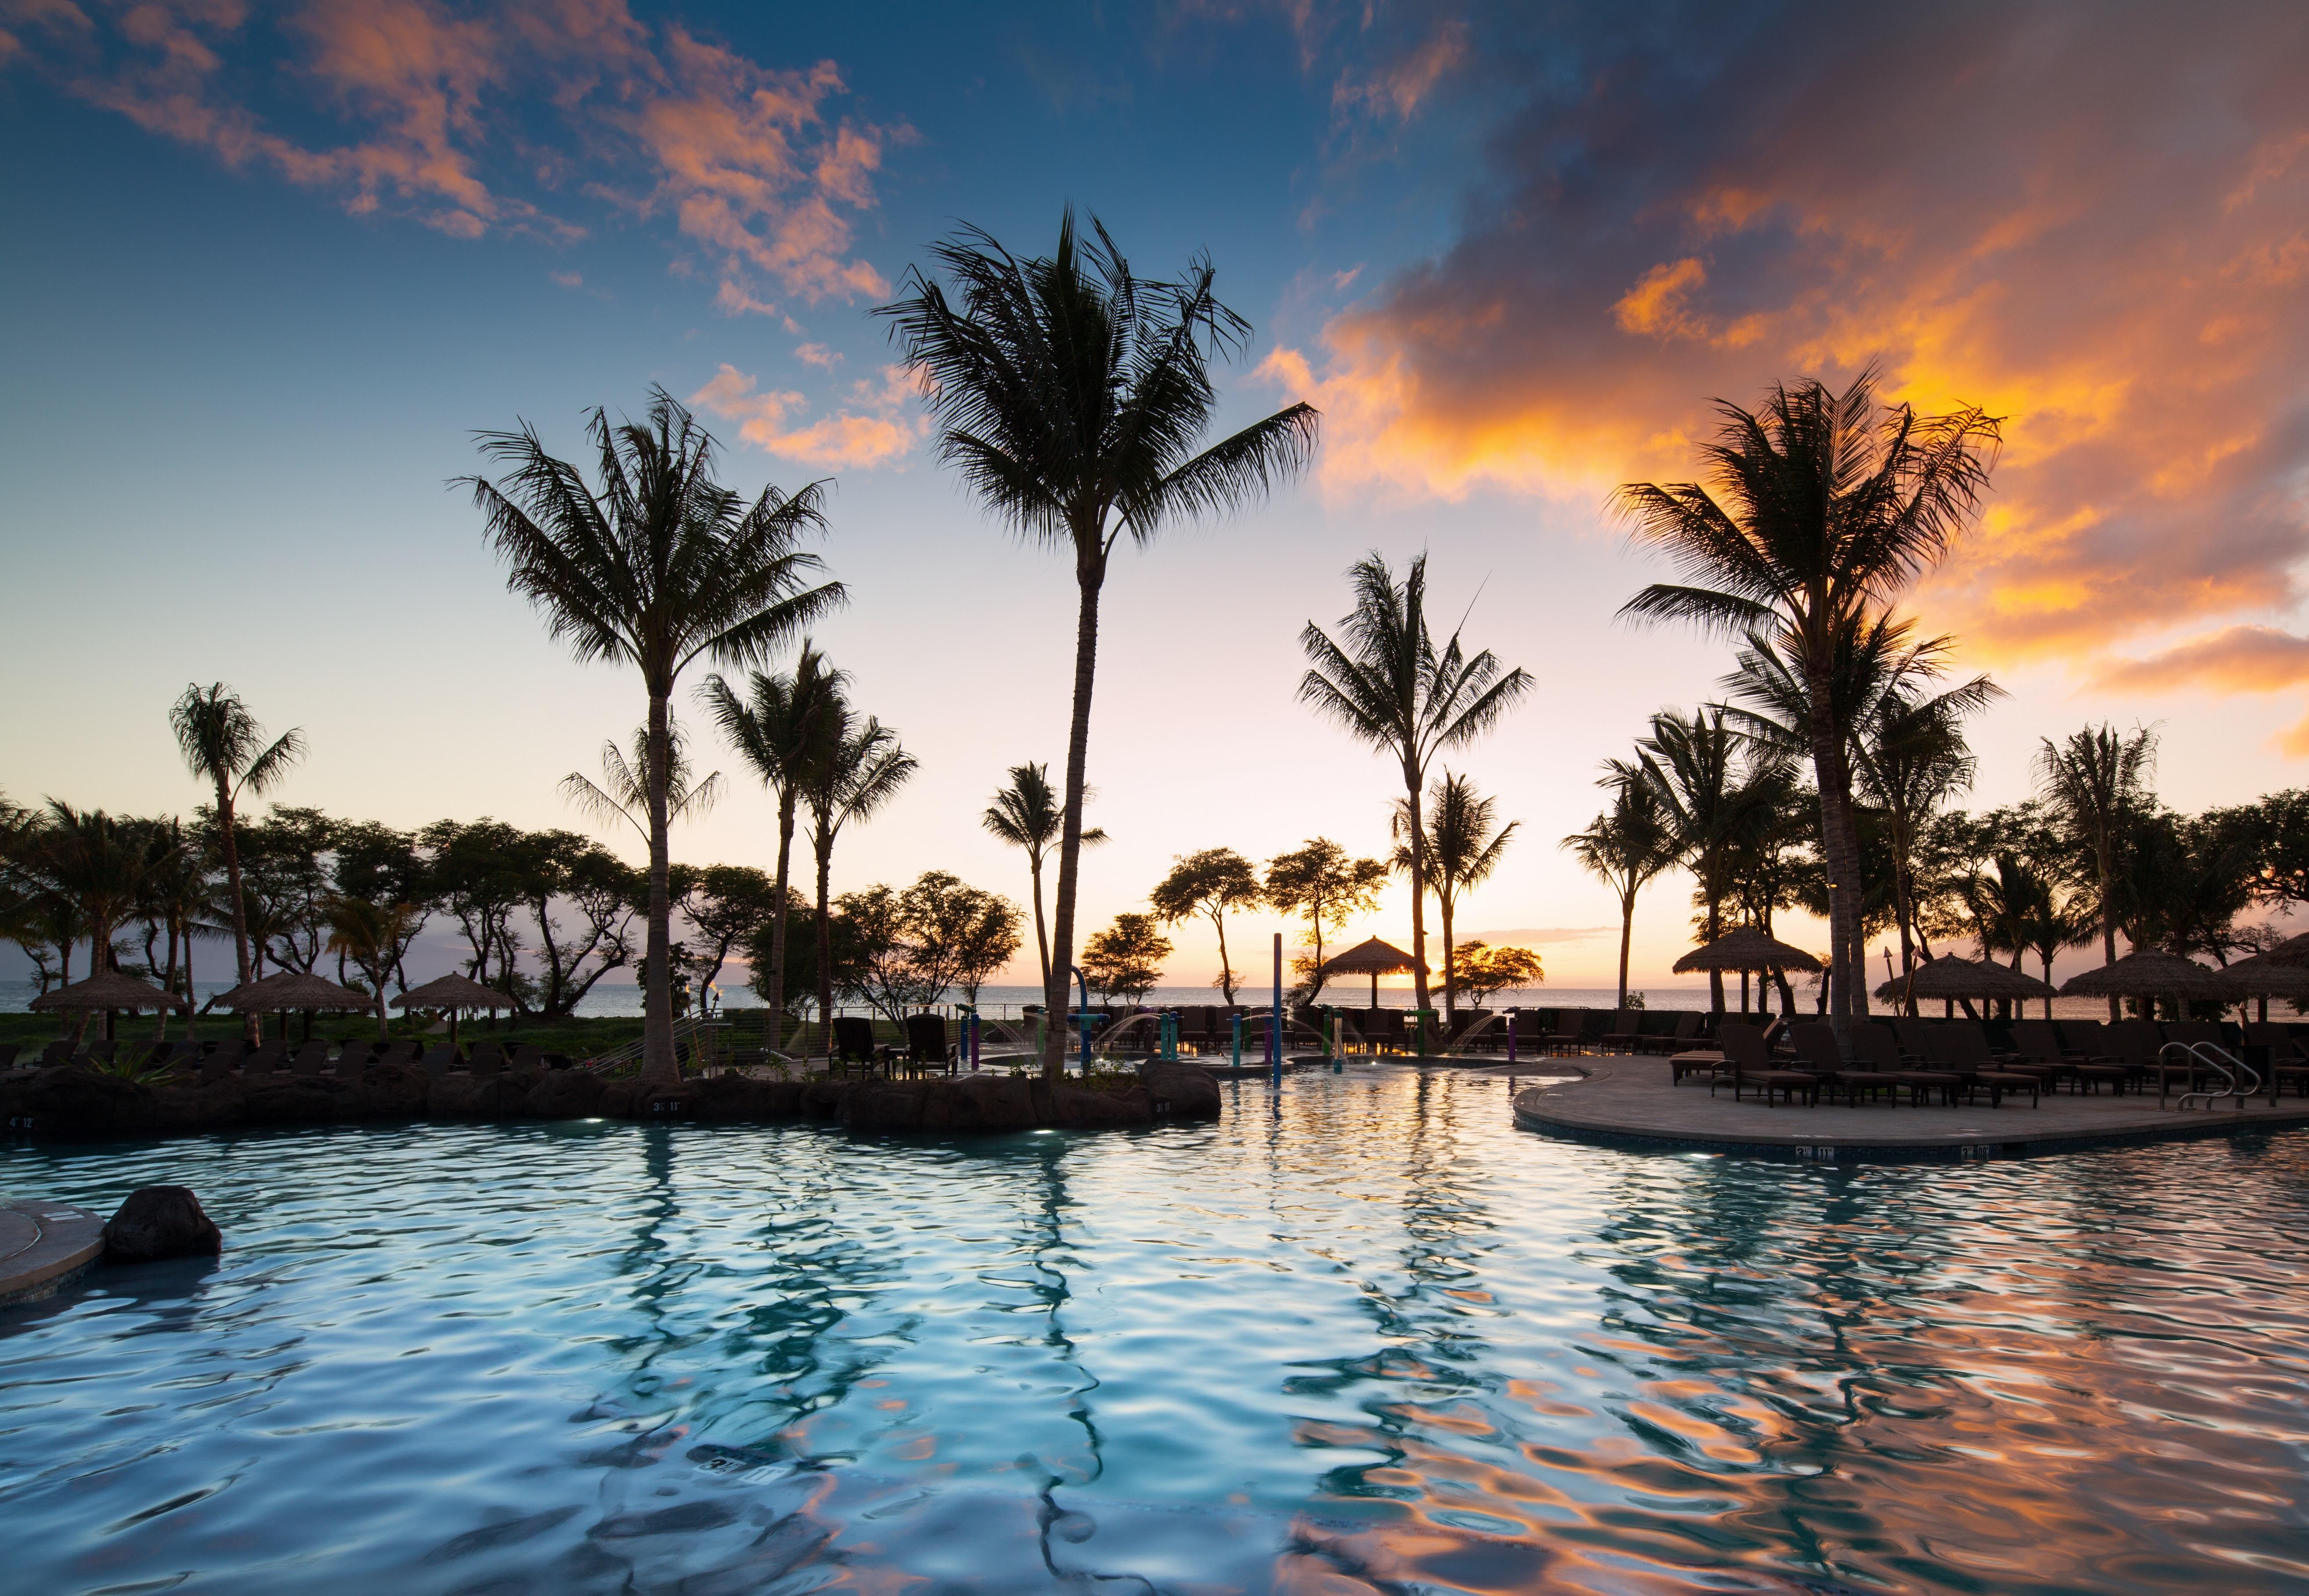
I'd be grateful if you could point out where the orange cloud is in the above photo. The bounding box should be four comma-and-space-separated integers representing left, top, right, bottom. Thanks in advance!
2098, 627, 2309, 694
690, 361, 923, 471
3, 0, 888, 302
1268, 7, 2309, 680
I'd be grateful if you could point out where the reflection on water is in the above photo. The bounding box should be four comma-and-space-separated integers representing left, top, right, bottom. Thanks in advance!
5, 1069, 2309, 1594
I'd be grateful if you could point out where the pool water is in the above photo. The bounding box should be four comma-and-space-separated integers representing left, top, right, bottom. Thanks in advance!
4, 1066, 2307, 1595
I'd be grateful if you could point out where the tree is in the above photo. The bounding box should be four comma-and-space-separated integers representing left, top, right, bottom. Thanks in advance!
1617, 368, 2001, 1032
1149, 847, 1261, 1003
1300, 552, 1530, 1019
741, 886, 862, 1019
1452, 942, 1545, 1006
2035, 722, 2158, 1017
1080, 913, 1171, 1006
1264, 838, 1389, 1003
982, 761, 1107, 994
23, 803, 176, 1042
1392, 772, 1517, 1019
420, 819, 530, 998
171, 682, 303, 1034
836, 872, 1024, 1020
882, 212, 1318, 1078
1564, 775, 1673, 1010
684, 864, 782, 996
325, 895, 425, 1038
325, 820, 432, 1028
702, 643, 845, 1044
511, 831, 640, 1019
466, 387, 844, 1085
805, 699, 916, 1050
1610, 708, 1788, 1013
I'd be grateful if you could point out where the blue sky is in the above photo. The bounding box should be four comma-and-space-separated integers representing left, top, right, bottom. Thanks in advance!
5, 2, 2308, 990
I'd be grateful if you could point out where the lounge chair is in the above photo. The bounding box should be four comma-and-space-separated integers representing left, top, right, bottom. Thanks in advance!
418, 1044, 460, 1078
1541, 1008, 1586, 1055
507, 1044, 548, 1072
2006, 1021, 2088, 1092
1850, 1023, 1959, 1106
1790, 1022, 1898, 1105
245, 1043, 289, 1076
1639, 1011, 1703, 1055
1923, 1025, 2041, 1107
288, 1040, 333, 1077
1710, 1023, 1819, 1106
901, 1012, 956, 1076
0, 1042, 18, 1072
1363, 1008, 1407, 1053
466, 1042, 506, 1078
197, 1040, 250, 1082
1600, 1008, 1644, 1054
375, 1040, 421, 1067
831, 1016, 880, 1077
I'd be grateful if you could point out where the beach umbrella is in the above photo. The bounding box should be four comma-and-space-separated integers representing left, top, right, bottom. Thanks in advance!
29, 969, 188, 1015
2197, 936, 2309, 1019
1672, 925, 1823, 974
1321, 936, 1423, 1008
213, 970, 374, 1042
392, 973, 509, 1047
2059, 950, 2241, 1019
1874, 953, 2057, 1017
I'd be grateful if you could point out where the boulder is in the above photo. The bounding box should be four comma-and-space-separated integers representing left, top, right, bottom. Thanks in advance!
102, 1185, 222, 1262
1, 1065, 160, 1138
595, 1078, 642, 1119
353, 1062, 432, 1119
802, 1079, 851, 1120
687, 1073, 783, 1123
524, 1067, 606, 1119
1138, 1062, 1223, 1121
427, 1073, 532, 1120
1047, 1081, 1154, 1129
934, 1073, 1043, 1132
840, 1080, 930, 1131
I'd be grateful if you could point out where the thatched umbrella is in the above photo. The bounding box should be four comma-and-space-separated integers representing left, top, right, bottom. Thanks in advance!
29, 970, 187, 1014
2060, 950, 2242, 1020
1876, 953, 2056, 1018
215, 970, 374, 1043
2197, 936, 2309, 1020
393, 973, 509, 1047
1322, 937, 1423, 1009
1673, 925, 1824, 974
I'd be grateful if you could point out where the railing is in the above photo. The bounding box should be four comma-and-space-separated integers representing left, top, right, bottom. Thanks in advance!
584, 1016, 725, 1075
2165, 1041, 2261, 1110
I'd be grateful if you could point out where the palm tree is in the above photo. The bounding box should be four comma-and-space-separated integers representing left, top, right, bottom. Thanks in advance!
170, 683, 303, 1030
982, 762, 1108, 995
1300, 552, 1531, 1024
1392, 772, 1517, 1019
1611, 707, 1788, 1013
1616, 368, 2000, 1031
2035, 722, 2159, 1017
1149, 847, 1259, 1004
1563, 773, 1673, 1011
464, 388, 844, 1084
1726, 609, 1999, 1012
27, 803, 176, 1042
880, 213, 1318, 1077
703, 643, 846, 1049
560, 721, 725, 839
805, 704, 916, 1054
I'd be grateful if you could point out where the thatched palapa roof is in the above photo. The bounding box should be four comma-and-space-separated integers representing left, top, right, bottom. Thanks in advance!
393, 974, 511, 1011
29, 970, 187, 1012
2059, 951, 2242, 1000
1876, 954, 2056, 1002
2218, 935, 2309, 994
1321, 937, 1423, 975
1673, 925, 1822, 974
214, 971, 374, 1011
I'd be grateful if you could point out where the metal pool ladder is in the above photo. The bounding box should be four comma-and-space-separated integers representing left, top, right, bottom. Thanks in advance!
2165, 1041, 2261, 1111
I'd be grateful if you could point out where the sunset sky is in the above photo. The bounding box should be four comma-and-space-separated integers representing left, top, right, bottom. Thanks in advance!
4, 2, 2308, 993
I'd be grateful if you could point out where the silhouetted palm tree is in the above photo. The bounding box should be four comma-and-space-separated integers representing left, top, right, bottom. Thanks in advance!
703, 644, 846, 1047
984, 761, 1108, 995
170, 682, 302, 1028
805, 703, 916, 1052
1617, 368, 2000, 1029
1564, 774, 1674, 1011
1301, 552, 1530, 1023
2035, 722, 2159, 1016
465, 388, 844, 1083
881, 212, 1317, 1075
1392, 772, 1517, 1018
27, 802, 176, 1042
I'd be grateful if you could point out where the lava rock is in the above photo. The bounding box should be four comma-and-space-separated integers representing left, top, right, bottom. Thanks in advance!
1, 1065, 161, 1138
525, 1067, 606, 1119
1047, 1081, 1154, 1128
1137, 1062, 1223, 1120
103, 1185, 222, 1262
595, 1078, 642, 1119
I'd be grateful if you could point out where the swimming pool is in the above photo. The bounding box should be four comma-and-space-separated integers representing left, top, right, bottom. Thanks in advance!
4, 1066, 2306, 1594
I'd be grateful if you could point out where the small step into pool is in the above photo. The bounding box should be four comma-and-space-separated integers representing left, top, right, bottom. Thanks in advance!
5, 1066, 2307, 1594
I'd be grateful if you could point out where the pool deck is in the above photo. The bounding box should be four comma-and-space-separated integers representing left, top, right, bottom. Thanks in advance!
1512, 1057, 2309, 1161
0, 1196, 105, 1305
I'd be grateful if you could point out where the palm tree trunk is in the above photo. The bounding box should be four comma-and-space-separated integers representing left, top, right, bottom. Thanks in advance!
1804, 679, 1864, 1034
1044, 556, 1105, 1082
1028, 852, 1050, 994
1403, 763, 1432, 1045
1616, 883, 1635, 1010
766, 792, 797, 1051
1706, 892, 1725, 1014
1439, 886, 1456, 1022
814, 827, 834, 1065
216, 781, 258, 1042
2098, 835, 2120, 1021
640, 688, 678, 1087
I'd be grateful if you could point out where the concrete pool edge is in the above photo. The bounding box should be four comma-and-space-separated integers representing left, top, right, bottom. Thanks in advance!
0, 1198, 104, 1305
1512, 1062, 2309, 1163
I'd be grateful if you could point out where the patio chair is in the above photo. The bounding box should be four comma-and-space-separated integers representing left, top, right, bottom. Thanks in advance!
466, 1042, 506, 1079
1600, 1008, 1644, 1054
418, 1044, 460, 1078
245, 1043, 289, 1076
2006, 1021, 2085, 1091
1709, 1023, 1819, 1106
333, 1042, 375, 1078
902, 1012, 956, 1076
289, 1040, 334, 1076
1542, 1008, 1586, 1055
1924, 1025, 2041, 1108
507, 1044, 548, 1072
831, 1016, 881, 1077
1640, 1011, 1703, 1055
1790, 1022, 1898, 1105
1364, 1008, 1407, 1053
375, 1040, 421, 1067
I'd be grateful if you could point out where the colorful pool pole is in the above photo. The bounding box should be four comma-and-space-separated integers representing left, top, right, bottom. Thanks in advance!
1270, 932, 1283, 1080
965, 1006, 981, 1071
1231, 1012, 1243, 1067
